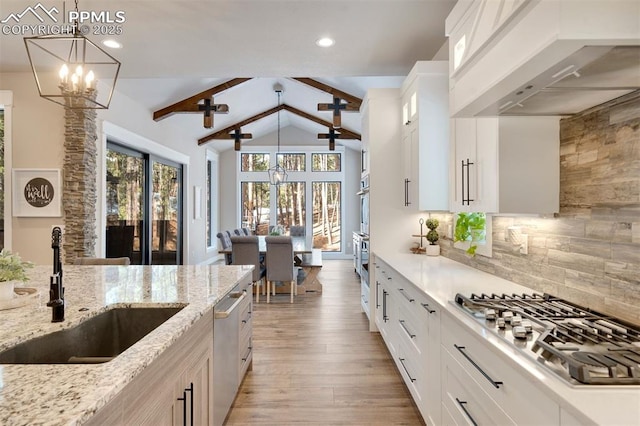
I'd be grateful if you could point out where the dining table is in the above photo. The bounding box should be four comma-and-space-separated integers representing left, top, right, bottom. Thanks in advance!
220, 235, 323, 295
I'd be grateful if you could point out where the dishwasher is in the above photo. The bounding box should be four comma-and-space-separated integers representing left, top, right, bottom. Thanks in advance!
213, 285, 245, 426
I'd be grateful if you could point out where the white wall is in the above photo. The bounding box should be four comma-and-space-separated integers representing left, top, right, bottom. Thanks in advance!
0, 72, 215, 265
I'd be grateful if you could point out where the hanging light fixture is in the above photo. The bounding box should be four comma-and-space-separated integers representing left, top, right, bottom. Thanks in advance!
268, 84, 288, 186
23, 0, 121, 109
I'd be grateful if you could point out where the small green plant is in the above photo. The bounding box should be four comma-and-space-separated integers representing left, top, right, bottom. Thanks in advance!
454, 212, 486, 256
425, 218, 439, 245
0, 249, 34, 282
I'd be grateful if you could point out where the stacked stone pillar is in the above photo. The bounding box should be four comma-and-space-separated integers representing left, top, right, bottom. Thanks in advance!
62, 103, 98, 263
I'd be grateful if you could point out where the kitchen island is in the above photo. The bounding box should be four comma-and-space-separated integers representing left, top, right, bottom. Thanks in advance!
0, 264, 253, 426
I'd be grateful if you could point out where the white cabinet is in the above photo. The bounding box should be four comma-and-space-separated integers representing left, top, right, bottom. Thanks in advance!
373, 256, 441, 425
87, 308, 214, 426
353, 232, 362, 276
450, 116, 560, 214
400, 61, 449, 211
441, 310, 560, 426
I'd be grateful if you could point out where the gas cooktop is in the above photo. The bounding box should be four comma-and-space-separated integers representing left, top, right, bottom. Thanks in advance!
455, 293, 640, 386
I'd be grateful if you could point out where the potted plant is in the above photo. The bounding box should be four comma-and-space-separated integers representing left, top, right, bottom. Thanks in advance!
425, 218, 440, 256
453, 212, 486, 256
0, 249, 34, 300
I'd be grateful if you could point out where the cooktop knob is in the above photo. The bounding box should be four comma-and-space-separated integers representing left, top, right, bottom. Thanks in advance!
512, 315, 522, 326
521, 319, 533, 332
513, 325, 527, 339
497, 317, 506, 328
485, 308, 496, 320
503, 311, 514, 322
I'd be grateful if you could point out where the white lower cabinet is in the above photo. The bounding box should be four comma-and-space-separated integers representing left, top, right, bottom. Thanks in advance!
374, 258, 441, 425
441, 310, 560, 426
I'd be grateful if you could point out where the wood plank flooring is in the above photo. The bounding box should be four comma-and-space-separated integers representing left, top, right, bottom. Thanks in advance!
225, 260, 425, 425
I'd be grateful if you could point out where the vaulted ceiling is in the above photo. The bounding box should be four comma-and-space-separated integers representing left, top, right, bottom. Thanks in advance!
0, 0, 457, 151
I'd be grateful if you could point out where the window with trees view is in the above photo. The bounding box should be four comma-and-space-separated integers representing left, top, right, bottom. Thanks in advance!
277, 153, 305, 171
241, 182, 270, 235
312, 153, 341, 171
241, 153, 269, 171
0, 109, 4, 250
238, 148, 344, 253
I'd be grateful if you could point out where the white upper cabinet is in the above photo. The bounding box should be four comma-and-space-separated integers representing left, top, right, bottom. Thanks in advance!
400, 61, 449, 211
450, 116, 560, 214
446, 0, 640, 117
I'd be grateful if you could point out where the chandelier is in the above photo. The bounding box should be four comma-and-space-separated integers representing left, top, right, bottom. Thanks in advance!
268, 84, 288, 186
23, 1, 120, 109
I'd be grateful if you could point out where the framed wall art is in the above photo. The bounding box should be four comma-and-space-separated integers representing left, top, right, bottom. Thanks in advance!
12, 169, 62, 217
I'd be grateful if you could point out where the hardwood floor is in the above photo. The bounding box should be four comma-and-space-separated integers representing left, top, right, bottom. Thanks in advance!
225, 259, 425, 425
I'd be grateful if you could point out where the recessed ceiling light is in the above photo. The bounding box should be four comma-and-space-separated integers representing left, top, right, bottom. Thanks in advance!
316, 37, 335, 48
102, 39, 122, 49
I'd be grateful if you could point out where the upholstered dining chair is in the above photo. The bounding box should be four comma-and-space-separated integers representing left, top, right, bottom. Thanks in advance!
241, 227, 252, 236
289, 226, 305, 236
233, 229, 243, 236
216, 232, 233, 264
230, 236, 266, 302
265, 236, 296, 303
75, 257, 131, 265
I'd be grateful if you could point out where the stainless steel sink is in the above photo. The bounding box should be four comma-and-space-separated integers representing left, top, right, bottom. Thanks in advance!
0, 306, 184, 364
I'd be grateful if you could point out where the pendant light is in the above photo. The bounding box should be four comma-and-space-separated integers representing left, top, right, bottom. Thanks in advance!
268, 84, 288, 185
23, 0, 121, 109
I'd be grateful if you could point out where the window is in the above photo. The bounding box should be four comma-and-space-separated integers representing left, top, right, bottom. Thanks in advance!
312, 153, 341, 172
276, 182, 306, 233
106, 142, 183, 264
241, 153, 269, 171
241, 182, 270, 235
206, 159, 212, 247
277, 153, 305, 171
0, 109, 4, 250
312, 182, 341, 251
238, 148, 345, 254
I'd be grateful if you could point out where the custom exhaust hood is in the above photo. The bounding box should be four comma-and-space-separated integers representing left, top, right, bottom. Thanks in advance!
482, 45, 640, 116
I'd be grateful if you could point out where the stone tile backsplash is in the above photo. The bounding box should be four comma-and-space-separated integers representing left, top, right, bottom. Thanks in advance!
434, 92, 640, 325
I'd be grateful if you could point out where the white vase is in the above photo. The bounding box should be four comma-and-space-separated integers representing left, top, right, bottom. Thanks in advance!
426, 245, 440, 256
0, 281, 17, 301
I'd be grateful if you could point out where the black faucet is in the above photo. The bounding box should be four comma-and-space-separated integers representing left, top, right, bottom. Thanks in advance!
46, 227, 64, 322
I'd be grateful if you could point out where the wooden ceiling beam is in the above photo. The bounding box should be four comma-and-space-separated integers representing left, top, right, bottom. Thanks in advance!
198, 103, 361, 146
153, 77, 252, 122
292, 78, 363, 107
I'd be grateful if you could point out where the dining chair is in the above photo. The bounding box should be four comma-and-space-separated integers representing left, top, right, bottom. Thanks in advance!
216, 232, 233, 264
75, 257, 131, 265
233, 229, 243, 236
289, 226, 305, 236
241, 227, 251, 236
265, 236, 296, 303
230, 236, 266, 302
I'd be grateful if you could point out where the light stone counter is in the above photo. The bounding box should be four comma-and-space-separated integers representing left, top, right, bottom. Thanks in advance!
373, 249, 640, 426
0, 264, 253, 426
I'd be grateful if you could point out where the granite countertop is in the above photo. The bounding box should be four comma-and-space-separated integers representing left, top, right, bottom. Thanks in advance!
0, 264, 253, 426
372, 248, 640, 426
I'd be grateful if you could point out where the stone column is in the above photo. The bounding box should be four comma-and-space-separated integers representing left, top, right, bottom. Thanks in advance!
62, 102, 98, 263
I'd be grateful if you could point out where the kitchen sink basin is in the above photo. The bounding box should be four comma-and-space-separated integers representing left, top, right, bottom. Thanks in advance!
0, 306, 184, 364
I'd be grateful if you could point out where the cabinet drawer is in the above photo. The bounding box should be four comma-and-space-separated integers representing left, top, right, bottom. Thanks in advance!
396, 300, 424, 355
442, 313, 560, 426
442, 347, 515, 426
397, 338, 424, 407
239, 336, 252, 381
239, 301, 252, 337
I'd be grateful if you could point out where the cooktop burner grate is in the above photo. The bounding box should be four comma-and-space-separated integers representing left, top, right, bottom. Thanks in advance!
455, 293, 640, 385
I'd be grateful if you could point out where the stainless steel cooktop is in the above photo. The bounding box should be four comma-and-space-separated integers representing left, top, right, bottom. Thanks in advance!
455, 293, 640, 386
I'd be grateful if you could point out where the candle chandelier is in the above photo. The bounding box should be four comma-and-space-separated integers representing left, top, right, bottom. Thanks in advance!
268, 84, 288, 186
23, 0, 120, 109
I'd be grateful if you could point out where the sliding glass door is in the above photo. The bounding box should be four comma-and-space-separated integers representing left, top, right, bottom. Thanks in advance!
106, 143, 183, 264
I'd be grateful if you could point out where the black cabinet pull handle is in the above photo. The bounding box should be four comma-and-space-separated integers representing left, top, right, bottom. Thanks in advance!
399, 320, 416, 339
398, 288, 414, 303
184, 383, 194, 426
454, 344, 503, 388
383, 290, 388, 322
461, 158, 475, 205
398, 358, 416, 382
456, 398, 478, 426
177, 391, 187, 426
421, 302, 435, 314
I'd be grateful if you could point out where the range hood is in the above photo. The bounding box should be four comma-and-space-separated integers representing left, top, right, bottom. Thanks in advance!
483, 46, 640, 116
